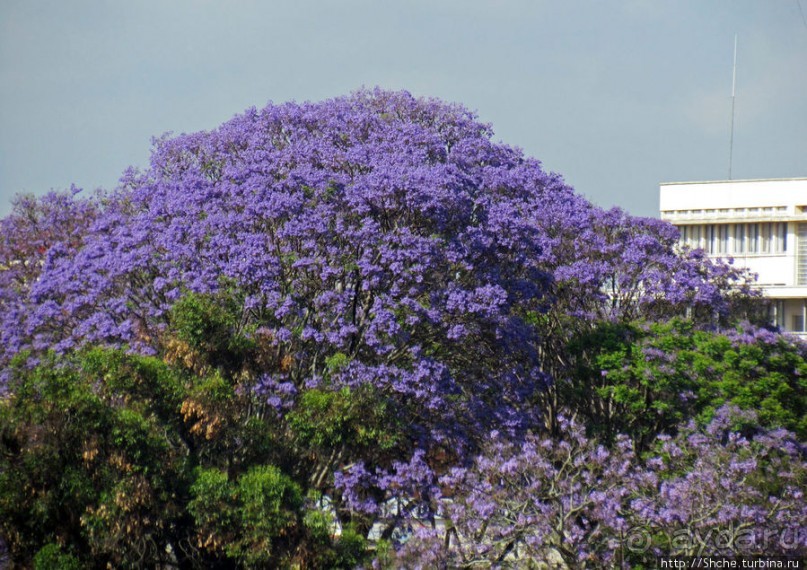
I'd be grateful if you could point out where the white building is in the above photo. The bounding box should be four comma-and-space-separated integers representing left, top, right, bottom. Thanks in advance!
659, 178, 807, 337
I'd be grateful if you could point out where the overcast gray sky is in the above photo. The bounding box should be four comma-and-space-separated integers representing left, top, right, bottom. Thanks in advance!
1, 0, 805, 218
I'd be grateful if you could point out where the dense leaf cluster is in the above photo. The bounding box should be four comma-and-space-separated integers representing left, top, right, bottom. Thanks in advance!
565, 318, 807, 448
0, 348, 367, 568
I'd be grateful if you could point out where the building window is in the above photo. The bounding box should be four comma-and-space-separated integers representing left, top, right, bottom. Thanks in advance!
760, 223, 772, 253
704, 224, 730, 254
772, 300, 785, 329
689, 225, 702, 249
748, 224, 759, 253
719, 223, 785, 255
706, 225, 716, 254
678, 226, 689, 247
718, 225, 729, 254
799, 224, 807, 286
733, 224, 745, 253
775, 222, 787, 253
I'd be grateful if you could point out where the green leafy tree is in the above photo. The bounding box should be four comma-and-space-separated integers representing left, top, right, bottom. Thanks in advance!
564, 318, 807, 449
0, 298, 373, 568
0, 350, 190, 567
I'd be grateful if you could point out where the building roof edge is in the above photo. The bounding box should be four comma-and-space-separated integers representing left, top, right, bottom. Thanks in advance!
660, 177, 807, 186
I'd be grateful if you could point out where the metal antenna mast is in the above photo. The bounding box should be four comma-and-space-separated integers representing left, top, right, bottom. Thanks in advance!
728, 34, 738, 180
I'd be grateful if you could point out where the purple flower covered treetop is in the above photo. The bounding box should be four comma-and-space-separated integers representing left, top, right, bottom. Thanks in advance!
0, 89, 759, 523
2, 90, 752, 370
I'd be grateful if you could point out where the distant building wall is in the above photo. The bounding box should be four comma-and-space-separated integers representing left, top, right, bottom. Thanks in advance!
660, 178, 807, 336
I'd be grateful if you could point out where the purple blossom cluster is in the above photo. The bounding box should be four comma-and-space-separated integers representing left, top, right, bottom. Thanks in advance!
0, 90, 751, 379
0, 190, 99, 388
534, 205, 756, 325
390, 407, 806, 568
725, 320, 796, 346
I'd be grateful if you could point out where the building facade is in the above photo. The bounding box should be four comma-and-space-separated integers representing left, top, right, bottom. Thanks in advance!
659, 178, 807, 337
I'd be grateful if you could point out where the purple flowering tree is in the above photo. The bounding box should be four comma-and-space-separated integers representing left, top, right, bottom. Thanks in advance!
0, 90, 780, 565
0, 190, 98, 385
389, 407, 806, 568
631, 406, 806, 558
2, 91, 563, 543
523, 200, 760, 433
393, 419, 642, 568
1, 90, 755, 402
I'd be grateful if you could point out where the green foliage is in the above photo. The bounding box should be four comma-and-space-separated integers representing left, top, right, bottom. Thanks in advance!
188, 465, 303, 566
332, 524, 369, 569
235, 465, 303, 564
302, 508, 369, 569
3, 349, 203, 567
172, 289, 240, 350
565, 318, 807, 448
325, 351, 350, 374
0, 327, 359, 567
290, 388, 355, 449
0, 353, 111, 563
289, 386, 402, 453
81, 346, 186, 419
303, 506, 334, 543
692, 334, 807, 437
169, 287, 256, 373
33, 543, 82, 570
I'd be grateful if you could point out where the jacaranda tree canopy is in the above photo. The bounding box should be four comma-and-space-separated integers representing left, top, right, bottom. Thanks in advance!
1, 89, 802, 568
